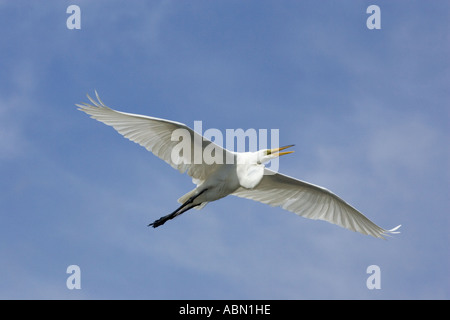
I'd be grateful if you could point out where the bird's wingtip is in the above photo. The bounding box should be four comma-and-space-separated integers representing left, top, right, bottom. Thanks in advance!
388, 224, 402, 233
379, 224, 401, 240
77, 90, 109, 112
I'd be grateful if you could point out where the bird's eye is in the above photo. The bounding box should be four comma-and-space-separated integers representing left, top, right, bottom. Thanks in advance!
266, 150, 271, 155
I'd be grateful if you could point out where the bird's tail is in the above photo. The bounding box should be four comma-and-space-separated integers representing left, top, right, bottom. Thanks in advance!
178, 189, 208, 210
177, 188, 197, 204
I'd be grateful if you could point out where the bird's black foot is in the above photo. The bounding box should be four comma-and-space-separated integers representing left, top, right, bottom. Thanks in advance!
148, 189, 208, 229
148, 214, 173, 228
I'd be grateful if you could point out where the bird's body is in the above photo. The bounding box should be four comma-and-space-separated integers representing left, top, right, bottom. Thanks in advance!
77, 92, 401, 239
151, 164, 240, 227
196, 163, 241, 202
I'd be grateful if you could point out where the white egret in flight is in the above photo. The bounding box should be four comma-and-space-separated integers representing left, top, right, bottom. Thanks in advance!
77, 92, 400, 239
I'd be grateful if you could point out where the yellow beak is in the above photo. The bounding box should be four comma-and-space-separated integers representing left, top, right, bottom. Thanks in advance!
269, 144, 295, 157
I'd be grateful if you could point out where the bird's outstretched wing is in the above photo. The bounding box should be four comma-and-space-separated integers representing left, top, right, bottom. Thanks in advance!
232, 169, 401, 239
77, 92, 228, 183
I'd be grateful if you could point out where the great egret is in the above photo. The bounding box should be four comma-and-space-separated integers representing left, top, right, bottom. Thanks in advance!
77, 92, 401, 239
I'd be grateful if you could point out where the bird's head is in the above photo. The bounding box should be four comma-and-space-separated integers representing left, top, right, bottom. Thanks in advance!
257, 145, 294, 164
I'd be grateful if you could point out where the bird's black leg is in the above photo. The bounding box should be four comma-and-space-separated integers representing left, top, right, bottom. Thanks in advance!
148, 202, 193, 228
148, 189, 207, 228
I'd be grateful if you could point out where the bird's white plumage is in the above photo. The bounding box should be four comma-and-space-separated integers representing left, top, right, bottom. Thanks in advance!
232, 169, 401, 238
77, 92, 227, 185
77, 92, 401, 238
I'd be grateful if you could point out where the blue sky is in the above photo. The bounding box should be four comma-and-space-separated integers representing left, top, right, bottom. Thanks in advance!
0, 1, 449, 299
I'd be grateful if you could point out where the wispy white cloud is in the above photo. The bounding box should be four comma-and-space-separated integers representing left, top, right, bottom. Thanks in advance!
0, 61, 37, 160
